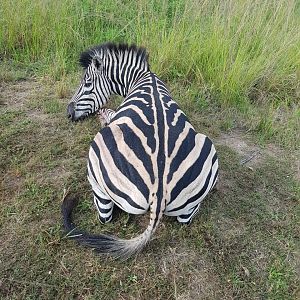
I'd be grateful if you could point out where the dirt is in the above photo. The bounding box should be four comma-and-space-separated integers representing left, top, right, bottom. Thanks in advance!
215, 130, 284, 169
0, 80, 41, 108
216, 130, 300, 183
295, 157, 300, 181
0, 80, 48, 189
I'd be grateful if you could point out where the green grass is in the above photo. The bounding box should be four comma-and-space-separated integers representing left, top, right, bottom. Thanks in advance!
0, 78, 299, 299
1, 0, 300, 298
1, 0, 299, 102
1, 0, 299, 147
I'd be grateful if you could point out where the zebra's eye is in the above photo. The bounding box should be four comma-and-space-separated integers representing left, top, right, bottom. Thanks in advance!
85, 81, 92, 88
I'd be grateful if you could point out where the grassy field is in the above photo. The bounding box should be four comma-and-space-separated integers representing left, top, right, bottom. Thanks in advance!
0, 0, 299, 299
1, 0, 300, 148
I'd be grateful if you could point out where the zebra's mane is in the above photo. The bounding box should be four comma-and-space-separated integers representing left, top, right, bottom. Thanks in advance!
79, 43, 149, 69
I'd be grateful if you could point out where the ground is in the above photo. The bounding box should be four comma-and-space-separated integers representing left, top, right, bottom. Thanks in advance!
0, 78, 299, 300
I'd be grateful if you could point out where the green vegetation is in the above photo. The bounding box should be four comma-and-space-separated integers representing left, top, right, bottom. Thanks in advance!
1, 0, 299, 147
0, 0, 299, 299
0, 81, 299, 299
1, 0, 300, 90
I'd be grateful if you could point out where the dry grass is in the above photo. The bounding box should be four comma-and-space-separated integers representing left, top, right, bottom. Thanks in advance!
0, 78, 299, 299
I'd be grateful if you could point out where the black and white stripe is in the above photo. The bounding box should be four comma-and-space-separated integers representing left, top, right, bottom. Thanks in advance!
63, 43, 219, 258
67, 44, 149, 121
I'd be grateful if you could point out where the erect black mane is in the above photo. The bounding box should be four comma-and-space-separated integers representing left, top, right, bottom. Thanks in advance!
79, 43, 149, 69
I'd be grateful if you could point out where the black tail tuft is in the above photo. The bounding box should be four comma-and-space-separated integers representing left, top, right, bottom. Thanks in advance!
61, 194, 127, 257
61, 193, 158, 258
61, 194, 80, 232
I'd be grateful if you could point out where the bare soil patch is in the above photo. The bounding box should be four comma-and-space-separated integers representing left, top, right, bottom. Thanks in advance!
216, 130, 281, 168
216, 130, 300, 182
0, 80, 42, 109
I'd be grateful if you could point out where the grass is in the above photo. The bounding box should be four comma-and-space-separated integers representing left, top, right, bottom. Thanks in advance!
0, 78, 299, 299
1, 0, 299, 148
2, 0, 300, 95
0, 0, 300, 298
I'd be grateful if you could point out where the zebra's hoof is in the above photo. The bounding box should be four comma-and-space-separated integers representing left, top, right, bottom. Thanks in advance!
177, 218, 192, 226
98, 215, 112, 224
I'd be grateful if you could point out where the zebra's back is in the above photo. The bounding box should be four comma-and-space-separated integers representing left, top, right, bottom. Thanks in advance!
87, 73, 218, 216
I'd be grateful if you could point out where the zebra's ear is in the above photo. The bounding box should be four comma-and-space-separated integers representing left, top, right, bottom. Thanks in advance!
92, 57, 102, 71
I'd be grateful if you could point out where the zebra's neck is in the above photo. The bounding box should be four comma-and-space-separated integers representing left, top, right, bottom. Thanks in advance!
108, 50, 150, 98
126, 71, 152, 96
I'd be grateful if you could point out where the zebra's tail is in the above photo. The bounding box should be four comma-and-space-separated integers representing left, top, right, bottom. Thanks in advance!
61, 194, 165, 259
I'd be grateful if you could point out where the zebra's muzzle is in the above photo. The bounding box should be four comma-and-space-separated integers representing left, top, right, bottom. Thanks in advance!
67, 102, 75, 121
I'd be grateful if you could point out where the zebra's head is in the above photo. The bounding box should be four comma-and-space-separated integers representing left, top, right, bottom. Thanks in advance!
67, 49, 110, 121
67, 43, 150, 121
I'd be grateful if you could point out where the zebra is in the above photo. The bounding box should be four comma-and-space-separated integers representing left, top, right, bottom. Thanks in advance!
63, 43, 219, 258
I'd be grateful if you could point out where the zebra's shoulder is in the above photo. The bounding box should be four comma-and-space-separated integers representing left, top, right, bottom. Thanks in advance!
196, 132, 215, 145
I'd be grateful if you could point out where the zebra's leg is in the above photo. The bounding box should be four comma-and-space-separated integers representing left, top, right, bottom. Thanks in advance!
176, 202, 202, 225
93, 191, 114, 224
97, 108, 116, 126
177, 164, 219, 224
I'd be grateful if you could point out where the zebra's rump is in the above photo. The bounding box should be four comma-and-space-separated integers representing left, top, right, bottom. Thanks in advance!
165, 134, 218, 215
88, 124, 151, 214
87, 116, 218, 216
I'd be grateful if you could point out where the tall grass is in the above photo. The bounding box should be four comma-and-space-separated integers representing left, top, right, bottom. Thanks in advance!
1, 0, 299, 105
